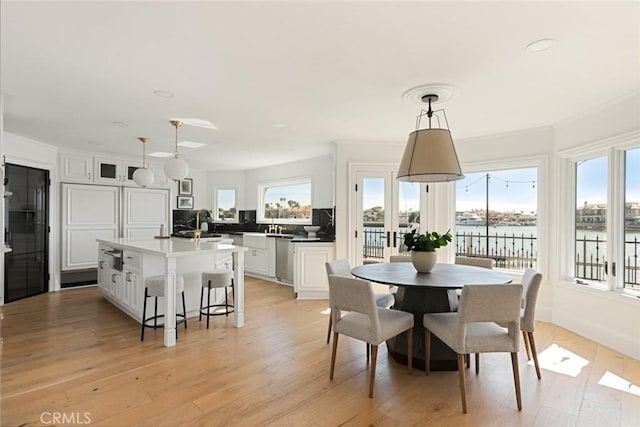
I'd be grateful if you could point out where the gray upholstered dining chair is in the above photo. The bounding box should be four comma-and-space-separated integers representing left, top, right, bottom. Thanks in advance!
324, 259, 395, 344
520, 268, 543, 379
327, 274, 414, 398
455, 256, 494, 269
423, 284, 523, 413
474, 268, 544, 379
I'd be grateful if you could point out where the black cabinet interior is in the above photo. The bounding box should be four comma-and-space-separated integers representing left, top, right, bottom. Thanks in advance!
4, 164, 49, 302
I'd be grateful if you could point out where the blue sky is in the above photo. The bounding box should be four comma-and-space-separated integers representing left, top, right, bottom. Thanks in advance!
363, 147, 639, 213
577, 147, 640, 207
456, 168, 538, 213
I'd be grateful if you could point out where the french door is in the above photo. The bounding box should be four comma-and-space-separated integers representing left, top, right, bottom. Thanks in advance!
352, 166, 422, 265
4, 164, 49, 302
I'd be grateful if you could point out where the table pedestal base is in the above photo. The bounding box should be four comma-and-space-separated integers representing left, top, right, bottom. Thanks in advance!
386, 286, 460, 371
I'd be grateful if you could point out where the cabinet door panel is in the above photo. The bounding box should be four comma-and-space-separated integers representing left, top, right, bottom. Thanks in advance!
60, 154, 93, 183
122, 187, 169, 239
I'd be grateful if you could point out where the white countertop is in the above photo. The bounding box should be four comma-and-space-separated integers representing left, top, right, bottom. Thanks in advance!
97, 238, 248, 258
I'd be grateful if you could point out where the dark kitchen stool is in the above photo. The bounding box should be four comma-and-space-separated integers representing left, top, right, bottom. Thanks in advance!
200, 269, 234, 328
141, 275, 187, 341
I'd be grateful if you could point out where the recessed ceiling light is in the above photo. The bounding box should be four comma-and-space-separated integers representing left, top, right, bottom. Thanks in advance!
213, 141, 224, 145
173, 118, 217, 129
111, 121, 128, 127
271, 122, 286, 129
178, 141, 206, 148
153, 90, 174, 98
149, 151, 174, 158
526, 38, 557, 53
87, 140, 102, 146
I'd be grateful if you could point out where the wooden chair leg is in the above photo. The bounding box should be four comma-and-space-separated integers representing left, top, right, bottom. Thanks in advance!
406, 328, 413, 371
369, 345, 378, 398
424, 329, 431, 375
528, 332, 542, 380
522, 330, 532, 360
510, 352, 522, 411
330, 332, 339, 380
457, 354, 467, 413
366, 343, 370, 364
326, 313, 332, 344
475, 353, 480, 375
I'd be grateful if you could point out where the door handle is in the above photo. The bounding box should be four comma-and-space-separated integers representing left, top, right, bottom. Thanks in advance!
386, 231, 390, 247
393, 231, 397, 248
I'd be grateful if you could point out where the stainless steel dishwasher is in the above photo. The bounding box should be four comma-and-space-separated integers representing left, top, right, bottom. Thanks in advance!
276, 238, 294, 284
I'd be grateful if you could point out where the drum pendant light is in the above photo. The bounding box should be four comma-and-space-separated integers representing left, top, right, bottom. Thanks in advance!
397, 94, 464, 182
164, 120, 189, 181
132, 137, 154, 187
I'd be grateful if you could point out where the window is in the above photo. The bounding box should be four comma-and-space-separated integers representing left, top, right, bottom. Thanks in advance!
562, 140, 640, 293
575, 156, 608, 286
214, 188, 238, 222
258, 178, 312, 224
455, 167, 538, 271
625, 148, 639, 290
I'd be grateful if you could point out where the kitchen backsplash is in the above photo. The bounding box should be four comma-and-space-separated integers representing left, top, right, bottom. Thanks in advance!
172, 208, 335, 239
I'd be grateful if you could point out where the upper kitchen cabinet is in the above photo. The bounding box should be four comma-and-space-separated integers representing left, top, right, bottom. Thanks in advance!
94, 156, 138, 185
59, 153, 170, 188
59, 153, 93, 183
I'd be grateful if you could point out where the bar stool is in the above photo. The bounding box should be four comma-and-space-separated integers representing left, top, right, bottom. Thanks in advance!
200, 270, 234, 329
141, 275, 187, 341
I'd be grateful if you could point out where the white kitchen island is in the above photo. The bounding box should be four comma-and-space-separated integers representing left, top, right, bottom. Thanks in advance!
97, 237, 248, 347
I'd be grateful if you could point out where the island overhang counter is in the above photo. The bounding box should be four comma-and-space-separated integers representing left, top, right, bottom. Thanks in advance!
97, 238, 248, 347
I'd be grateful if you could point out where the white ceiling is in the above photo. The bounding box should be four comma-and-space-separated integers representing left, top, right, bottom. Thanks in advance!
1, 1, 639, 171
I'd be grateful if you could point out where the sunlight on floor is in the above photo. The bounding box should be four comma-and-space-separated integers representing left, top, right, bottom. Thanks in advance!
321, 307, 330, 315
598, 371, 640, 396
536, 343, 590, 377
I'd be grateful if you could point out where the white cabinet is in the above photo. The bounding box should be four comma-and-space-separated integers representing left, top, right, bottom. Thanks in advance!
243, 233, 275, 277
122, 187, 170, 240
61, 184, 120, 270
122, 250, 143, 319
59, 153, 93, 183
61, 184, 169, 271
294, 243, 335, 300
59, 153, 170, 188
94, 156, 141, 186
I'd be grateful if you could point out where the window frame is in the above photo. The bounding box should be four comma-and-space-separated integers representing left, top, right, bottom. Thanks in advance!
558, 130, 640, 296
258, 176, 313, 225
213, 187, 239, 223
453, 155, 547, 274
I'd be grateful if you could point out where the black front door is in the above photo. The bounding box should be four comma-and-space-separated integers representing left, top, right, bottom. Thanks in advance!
4, 164, 49, 302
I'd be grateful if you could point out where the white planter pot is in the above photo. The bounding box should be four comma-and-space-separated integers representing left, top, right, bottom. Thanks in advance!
411, 251, 437, 273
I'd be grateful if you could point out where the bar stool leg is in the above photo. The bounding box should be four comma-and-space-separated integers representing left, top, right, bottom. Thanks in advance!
206, 282, 212, 329
153, 296, 158, 328
199, 287, 204, 321
182, 291, 187, 329
141, 288, 148, 341
225, 287, 229, 317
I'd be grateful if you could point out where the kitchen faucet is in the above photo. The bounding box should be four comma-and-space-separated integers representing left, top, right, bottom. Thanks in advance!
194, 208, 213, 240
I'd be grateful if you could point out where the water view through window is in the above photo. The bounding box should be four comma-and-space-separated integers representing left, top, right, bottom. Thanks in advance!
455, 168, 538, 271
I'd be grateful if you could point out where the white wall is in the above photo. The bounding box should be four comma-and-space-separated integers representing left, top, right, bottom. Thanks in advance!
243, 155, 334, 212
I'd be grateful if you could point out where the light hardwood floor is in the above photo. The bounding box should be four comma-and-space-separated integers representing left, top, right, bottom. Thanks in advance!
1, 277, 639, 426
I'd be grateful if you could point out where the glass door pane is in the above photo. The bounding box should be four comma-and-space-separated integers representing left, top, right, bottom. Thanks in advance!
362, 177, 386, 263
575, 156, 608, 283
397, 181, 419, 254
625, 148, 640, 290
4, 164, 49, 302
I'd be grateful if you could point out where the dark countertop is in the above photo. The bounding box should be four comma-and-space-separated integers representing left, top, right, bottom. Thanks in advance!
174, 229, 334, 242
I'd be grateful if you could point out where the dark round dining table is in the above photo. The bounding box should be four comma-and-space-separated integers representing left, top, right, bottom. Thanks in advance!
351, 262, 512, 371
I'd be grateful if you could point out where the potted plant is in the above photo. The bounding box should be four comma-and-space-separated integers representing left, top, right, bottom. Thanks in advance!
403, 229, 452, 273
